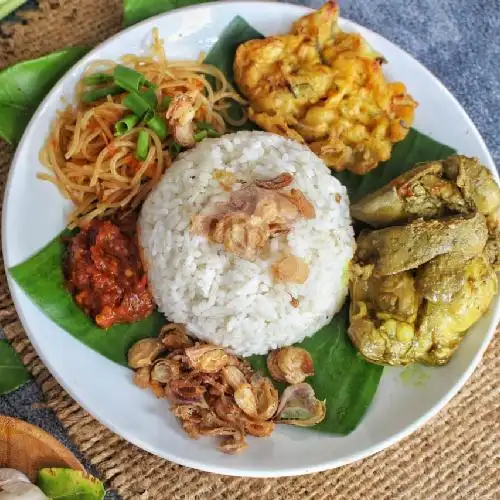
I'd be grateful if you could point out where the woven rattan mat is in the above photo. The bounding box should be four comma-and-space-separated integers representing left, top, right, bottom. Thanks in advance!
1, 1, 499, 498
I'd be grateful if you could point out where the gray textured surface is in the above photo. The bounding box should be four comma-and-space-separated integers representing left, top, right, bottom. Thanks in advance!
0, 0, 499, 497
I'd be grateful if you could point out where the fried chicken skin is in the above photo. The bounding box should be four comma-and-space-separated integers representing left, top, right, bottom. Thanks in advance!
234, 1, 417, 174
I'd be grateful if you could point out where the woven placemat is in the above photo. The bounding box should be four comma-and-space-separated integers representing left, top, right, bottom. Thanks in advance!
1, 1, 499, 498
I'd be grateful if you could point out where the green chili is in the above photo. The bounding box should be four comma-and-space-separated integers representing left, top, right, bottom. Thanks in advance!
136, 130, 150, 161
161, 95, 172, 110
196, 121, 219, 137
146, 114, 169, 140
194, 130, 208, 142
114, 114, 140, 136
81, 85, 123, 103
83, 73, 114, 86
169, 142, 182, 158
123, 88, 157, 117
113, 64, 147, 92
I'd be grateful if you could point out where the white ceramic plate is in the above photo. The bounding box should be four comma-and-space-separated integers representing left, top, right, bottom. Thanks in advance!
3, 1, 499, 477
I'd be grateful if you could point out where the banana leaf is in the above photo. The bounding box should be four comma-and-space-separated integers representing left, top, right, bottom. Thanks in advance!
0, 340, 31, 395
124, 0, 212, 27
203, 16, 262, 129
0, 0, 28, 21
9, 234, 165, 366
0, 48, 88, 145
248, 306, 385, 434
7, 16, 456, 435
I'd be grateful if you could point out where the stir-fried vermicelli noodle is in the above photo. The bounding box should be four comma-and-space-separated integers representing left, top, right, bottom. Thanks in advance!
39, 29, 247, 228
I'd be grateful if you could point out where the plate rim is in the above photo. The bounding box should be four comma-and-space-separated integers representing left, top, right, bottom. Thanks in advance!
2, 0, 499, 477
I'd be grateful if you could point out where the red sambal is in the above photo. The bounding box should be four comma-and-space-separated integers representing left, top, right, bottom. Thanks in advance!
64, 218, 154, 328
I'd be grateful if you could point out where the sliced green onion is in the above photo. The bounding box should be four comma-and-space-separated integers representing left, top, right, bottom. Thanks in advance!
146, 114, 169, 140
144, 110, 155, 122
81, 85, 123, 103
114, 114, 140, 136
113, 64, 146, 92
123, 92, 149, 116
169, 142, 182, 158
161, 96, 172, 110
123, 88, 157, 117
194, 130, 208, 142
141, 87, 158, 108
83, 73, 114, 86
136, 130, 149, 161
196, 121, 219, 137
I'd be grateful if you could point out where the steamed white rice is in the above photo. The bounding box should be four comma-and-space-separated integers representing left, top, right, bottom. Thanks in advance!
139, 131, 354, 356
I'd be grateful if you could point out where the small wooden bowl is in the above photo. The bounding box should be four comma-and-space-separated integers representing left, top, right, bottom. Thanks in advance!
0, 416, 83, 482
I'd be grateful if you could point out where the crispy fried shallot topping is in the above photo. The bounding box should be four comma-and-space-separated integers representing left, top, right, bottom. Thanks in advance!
267, 347, 315, 384
127, 323, 325, 454
271, 254, 310, 284
191, 173, 314, 281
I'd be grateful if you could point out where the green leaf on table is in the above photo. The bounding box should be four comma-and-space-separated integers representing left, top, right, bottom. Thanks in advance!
0, 340, 31, 395
37, 468, 105, 500
9, 234, 165, 367
0, 47, 88, 144
248, 307, 383, 435
0, 0, 27, 20
334, 128, 456, 203
124, 0, 212, 27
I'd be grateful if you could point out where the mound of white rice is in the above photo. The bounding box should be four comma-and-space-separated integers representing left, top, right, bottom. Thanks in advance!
139, 131, 354, 356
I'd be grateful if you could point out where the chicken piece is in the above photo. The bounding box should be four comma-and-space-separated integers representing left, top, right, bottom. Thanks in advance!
352, 155, 500, 268
349, 156, 499, 367
355, 213, 488, 276
444, 156, 500, 269
442, 155, 500, 218
416, 255, 497, 365
416, 253, 472, 303
349, 253, 497, 366
351, 155, 500, 226
485, 218, 500, 271
350, 263, 419, 321
351, 161, 470, 227
349, 263, 421, 366
233, 0, 417, 174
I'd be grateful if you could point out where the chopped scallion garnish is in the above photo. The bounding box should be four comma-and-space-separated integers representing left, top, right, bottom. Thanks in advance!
114, 114, 140, 136
83, 73, 114, 86
136, 130, 150, 161
123, 88, 157, 117
194, 130, 208, 142
113, 64, 147, 92
141, 87, 158, 108
146, 114, 169, 140
81, 85, 123, 103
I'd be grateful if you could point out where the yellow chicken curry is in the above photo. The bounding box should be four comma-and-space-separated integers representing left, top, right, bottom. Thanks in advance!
348, 156, 500, 366
234, 1, 417, 174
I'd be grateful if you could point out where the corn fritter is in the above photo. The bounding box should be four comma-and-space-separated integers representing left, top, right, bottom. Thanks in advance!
234, 1, 418, 174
